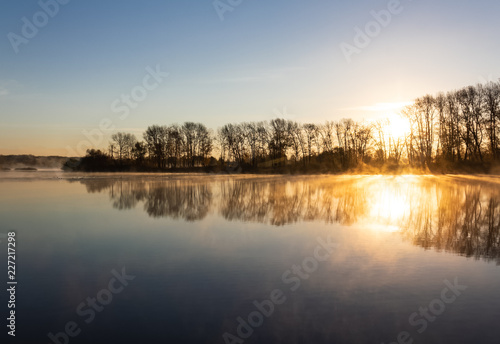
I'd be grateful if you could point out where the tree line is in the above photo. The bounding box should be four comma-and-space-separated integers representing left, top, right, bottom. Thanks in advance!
402, 81, 500, 168
74, 80, 500, 173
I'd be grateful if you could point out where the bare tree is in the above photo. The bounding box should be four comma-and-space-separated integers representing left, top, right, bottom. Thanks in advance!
483, 81, 500, 159
143, 125, 167, 168
111, 132, 137, 161
303, 123, 319, 163
319, 121, 336, 155
269, 118, 290, 162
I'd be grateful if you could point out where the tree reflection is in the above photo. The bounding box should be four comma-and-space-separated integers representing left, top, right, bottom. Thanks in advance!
75, 176, 500, 261
400, 178, 500, 261
218, 177, 370, 226
142, 181, 212, 221
74, 179, 212, 221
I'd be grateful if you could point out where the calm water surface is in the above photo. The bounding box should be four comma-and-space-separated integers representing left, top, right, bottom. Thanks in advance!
0, 173, 499, 343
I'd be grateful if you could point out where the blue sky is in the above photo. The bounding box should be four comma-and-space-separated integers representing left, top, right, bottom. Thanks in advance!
1, 0, 499, 155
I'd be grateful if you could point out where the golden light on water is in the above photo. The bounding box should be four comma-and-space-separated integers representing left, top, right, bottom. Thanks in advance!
368, 176, 412, 232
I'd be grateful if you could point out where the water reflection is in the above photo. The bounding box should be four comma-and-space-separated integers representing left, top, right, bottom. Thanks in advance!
73, 178, 212, 221
73, 175, 500, 261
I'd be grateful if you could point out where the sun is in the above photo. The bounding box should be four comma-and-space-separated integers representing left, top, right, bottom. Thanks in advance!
386, 114, 411, 141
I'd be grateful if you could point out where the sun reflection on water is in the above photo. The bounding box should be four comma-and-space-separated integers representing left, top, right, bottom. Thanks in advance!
367, 176, 413, 232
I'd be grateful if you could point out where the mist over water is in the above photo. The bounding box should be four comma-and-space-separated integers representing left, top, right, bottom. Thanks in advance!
1, 174, 499, 343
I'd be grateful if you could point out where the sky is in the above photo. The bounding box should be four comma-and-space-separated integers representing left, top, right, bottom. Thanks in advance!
0, 0, 499, 156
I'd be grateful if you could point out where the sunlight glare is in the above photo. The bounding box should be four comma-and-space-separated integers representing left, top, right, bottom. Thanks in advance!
369, 179, 411, 232
386, 114, 411, 141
